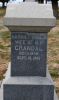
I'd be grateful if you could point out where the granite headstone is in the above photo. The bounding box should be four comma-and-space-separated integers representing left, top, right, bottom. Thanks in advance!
1, 2, 58, 100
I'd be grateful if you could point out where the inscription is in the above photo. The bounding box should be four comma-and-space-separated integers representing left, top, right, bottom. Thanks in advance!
11, 32, 47, 76
12, 32, 47, 61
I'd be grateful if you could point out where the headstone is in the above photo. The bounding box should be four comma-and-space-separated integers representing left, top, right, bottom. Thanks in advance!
4, 3, 55, 77
1, 2, 58, 100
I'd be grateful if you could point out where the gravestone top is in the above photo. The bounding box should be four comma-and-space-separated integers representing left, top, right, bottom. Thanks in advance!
4, 3, 56, 27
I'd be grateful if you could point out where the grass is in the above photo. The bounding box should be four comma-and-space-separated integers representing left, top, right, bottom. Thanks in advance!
0, 44, 5, 49
0, 31, 11, 59
0, 75, 5, 80
0, 27, 11, 79
48, 26, 59, 95
49, 68, 59, 78
0, 7, 6, 17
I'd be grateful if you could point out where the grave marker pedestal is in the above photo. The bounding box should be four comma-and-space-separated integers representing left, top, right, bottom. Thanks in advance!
2, 2, 58, 100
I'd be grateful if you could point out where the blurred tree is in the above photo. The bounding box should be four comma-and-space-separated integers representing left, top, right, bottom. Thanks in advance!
37, 0, 58, 18
45, 0, 58, 18
0, 0, 9, 7
51, 0, 58, 18
37, 0, 44, 3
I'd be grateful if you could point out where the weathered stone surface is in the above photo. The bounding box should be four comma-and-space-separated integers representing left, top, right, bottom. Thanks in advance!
3, 70, 56, 100
0, 87, 58, 100
0, 88, 3, 100
1, 70, 58, 100
11, 32, 47, 76
4, 3, 56, 27
4, 85, 54, 100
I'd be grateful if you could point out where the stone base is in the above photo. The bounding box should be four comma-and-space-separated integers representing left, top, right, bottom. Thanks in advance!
3, 79, 54, 100
2, 70, 58, 100
0, 88, 58, 100
0, 64, 58, 100
0, 83, 58, 100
